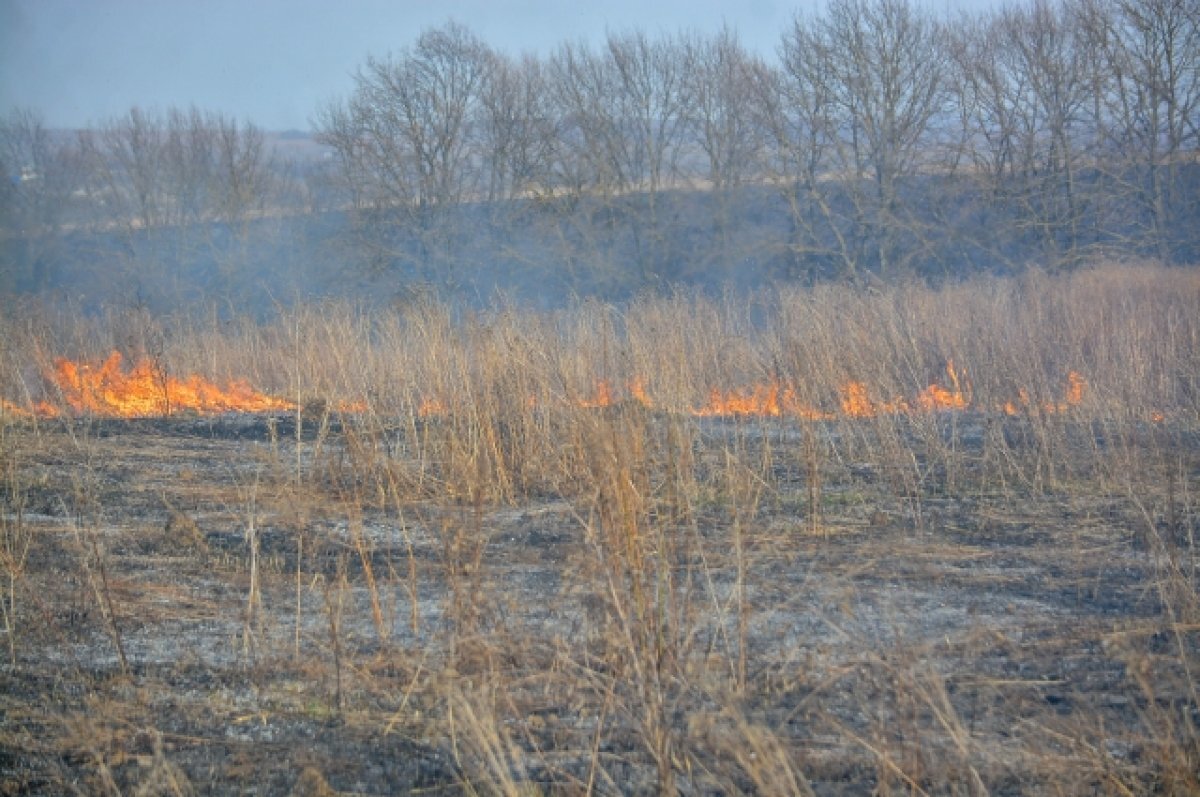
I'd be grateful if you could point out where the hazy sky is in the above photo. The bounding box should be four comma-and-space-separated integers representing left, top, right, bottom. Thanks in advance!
1, 0, 993, 132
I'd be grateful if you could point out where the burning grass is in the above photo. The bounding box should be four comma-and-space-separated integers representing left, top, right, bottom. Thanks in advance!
2, 264, 1183, 431
9, 350, 1079, 424
0, 262, 1198, 794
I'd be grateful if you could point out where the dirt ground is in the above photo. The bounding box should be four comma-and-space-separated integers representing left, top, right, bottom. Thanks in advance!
1, 412, 1197, 795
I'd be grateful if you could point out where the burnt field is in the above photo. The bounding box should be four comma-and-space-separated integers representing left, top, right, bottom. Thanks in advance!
2, 410, 1198, 795
1, 265, 1199, 794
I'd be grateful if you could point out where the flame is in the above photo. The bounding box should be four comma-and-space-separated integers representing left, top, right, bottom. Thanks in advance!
1002, 389, 1030, 417
417, 397, 447, 417
333, 398, 370, 414
4, 354, 1107, 422
42, 352, 294, 418
1064, 371, 1085, 406
577, 379, 653, 410
838, 381, 908, 417
696, 383, 779, 417
812, 363, 965, 419
1001, 371, 1086, 416
692, 381, 831, 420
0, 398, 34, 419
629, 376, 652, 408
915, 361, 970, 412
839, 381, 873, 418
690, 362, 1087, 421
579, 380, 615, 409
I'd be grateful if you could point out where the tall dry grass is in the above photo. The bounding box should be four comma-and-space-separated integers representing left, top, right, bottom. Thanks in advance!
1, 261, 1197, 793
6, 263, 1196, 436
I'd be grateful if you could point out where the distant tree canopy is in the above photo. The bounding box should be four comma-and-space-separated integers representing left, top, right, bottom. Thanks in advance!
2, 0, 1198, 310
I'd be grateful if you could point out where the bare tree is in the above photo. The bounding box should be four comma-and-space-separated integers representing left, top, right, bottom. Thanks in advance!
160, 106, 217, 226
86, 106, 275, 231
764, 0, 948, 280
946, 10, 1039, 267
953, 1, 1096, 263
0, 109, 83, 236
549, 39, 636, 201
82, 107, 167, 232
0, 109, 87, 292
547, 31, 694, 286
1083, 0, 1200, 262
757, 15, 852, 279
607, 31, 693, 201
1012, 0, 1094, 259
317, 22, 493, 287
370, 23, 490, 211
822, 0, 950, 276
68, 105, 280, 303
213, 114, 271, 227
685, 28, 762, 193
478, 53, 557, 203
13, 3, 1189, 308
682, 27, 765, 276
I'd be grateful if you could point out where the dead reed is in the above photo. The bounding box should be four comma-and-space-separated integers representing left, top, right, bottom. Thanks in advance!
0, 262, 1196, 794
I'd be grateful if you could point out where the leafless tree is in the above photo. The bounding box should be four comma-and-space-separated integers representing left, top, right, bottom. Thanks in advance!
155, 107, 275, 228
763, 0, 948, 279
317, 22, 493, 286
0, 109, 83, 236
756, 16, 850, 279
11, 3, 1188, 307
212, 114, 271, 227
81, 107, 167, 232
159, 107, 217, 226
67, 105, 280, 304
547, 31, 694, 285
822, 0, 950, 276
1082, 0, 1200, 262
682, 27, 765, 276
684, 28, 762, 194
952, 1, 1097, 263
479, 53, 557, 203
0, 109, 87, 292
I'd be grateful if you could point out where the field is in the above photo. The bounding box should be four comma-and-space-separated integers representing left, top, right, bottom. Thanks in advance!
1, 264, 1198, 795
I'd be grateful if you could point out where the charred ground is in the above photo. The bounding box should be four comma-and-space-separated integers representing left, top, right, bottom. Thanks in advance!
0, 406, 1196, 795
1, 266, 1198, 794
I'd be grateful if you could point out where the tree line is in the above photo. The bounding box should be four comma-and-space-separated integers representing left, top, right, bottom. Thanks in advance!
2, 0, 1197, 307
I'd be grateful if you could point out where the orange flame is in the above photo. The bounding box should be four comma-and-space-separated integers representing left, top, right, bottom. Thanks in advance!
915, 361, 970, 412
694, 381, 830, 420
690, 362, 1088, 421
579, 380, 615, 409
4, 355, 1105, 422
838, 381, 909, 417
1064, 371, 1085, 406
417, 396, 448, 417
42, 352, 294, 418
629, 376, 652, 408
695, 383, 782, 417
577, 379, 654, 410
839, 381, 874, 418
332, 398, 370, 414
1001, 371, 1086, 416
0, 398, 34, 419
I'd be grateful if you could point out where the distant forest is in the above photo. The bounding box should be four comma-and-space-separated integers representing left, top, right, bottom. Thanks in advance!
2, 0, 1197, 312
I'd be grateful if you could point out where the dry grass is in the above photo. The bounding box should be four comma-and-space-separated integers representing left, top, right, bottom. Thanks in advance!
0, 262, 1197, 794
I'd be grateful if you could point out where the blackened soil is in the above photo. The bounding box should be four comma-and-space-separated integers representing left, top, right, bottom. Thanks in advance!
1, 414, 1197, 795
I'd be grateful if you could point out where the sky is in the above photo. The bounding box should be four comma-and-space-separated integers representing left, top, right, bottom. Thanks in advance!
0, 0, 994, 132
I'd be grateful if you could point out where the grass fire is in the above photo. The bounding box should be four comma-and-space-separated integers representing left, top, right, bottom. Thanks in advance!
0, 264, 1197, 794
8, 352, 1086, 423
